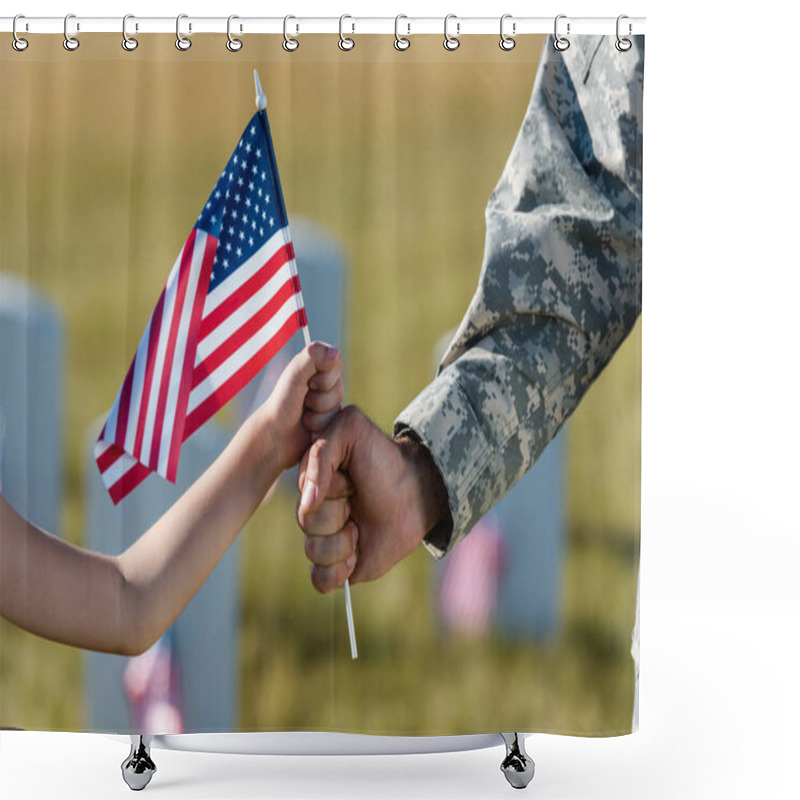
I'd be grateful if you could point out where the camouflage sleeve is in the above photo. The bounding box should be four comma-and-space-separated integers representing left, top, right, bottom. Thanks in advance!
394, 35, 644, 558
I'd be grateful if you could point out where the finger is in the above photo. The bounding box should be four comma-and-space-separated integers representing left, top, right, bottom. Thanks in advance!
304, 521, 358, 566
298, 440, 336, 514
298, 459, 353, 499
304, 383, 345, 413
306, 343, 343, 386
310, 552, 357, 595
297, 497, 350, 536
281, 343, 341, 397
308, 357, 343, 392
298, 413, 357, 514
303, 408, 340, 434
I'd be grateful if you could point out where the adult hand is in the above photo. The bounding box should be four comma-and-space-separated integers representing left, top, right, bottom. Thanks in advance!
296, 406, 449, 593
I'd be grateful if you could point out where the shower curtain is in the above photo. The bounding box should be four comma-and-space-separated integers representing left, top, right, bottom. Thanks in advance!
0, 29, 643, 739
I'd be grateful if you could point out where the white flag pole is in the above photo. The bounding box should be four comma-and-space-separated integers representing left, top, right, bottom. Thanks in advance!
254, 70, 358, 660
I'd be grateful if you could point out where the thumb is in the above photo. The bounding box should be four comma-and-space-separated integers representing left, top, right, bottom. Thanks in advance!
299, 412, 352, 515
306, 341, 341, 376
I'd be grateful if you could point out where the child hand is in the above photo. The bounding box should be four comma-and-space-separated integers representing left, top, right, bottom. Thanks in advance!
262, 342, 344, 471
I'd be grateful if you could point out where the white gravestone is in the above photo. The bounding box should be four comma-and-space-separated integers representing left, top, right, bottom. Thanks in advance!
0, 273, 64, 536
493, 429, 566, 639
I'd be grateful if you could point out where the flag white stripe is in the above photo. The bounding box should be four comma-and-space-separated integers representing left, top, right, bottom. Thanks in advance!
102, 449, 139, 489
139, 249, 183, 468
202, 228, 286, 318
123, 316, 151, 456
157, 231, 208, 476
194, 260, 294, 364
188, 294, 298, 413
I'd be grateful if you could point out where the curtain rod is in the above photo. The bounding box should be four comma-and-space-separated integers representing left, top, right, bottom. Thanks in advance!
1, 16, 646, 37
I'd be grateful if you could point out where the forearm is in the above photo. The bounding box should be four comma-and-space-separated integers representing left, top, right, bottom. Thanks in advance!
0, 494, 130, 653
117, 406, 280, 654
0, 409, 279, 655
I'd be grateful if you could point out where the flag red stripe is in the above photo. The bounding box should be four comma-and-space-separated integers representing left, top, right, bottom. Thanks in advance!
149, 230, 198, 473
133, 290, 166, 461
198, 244, 291, 341
113, 355, 137, 450
166, 234, 217, 481
96, 444, 123, 474
191, 276, 297, 390
108, 460, 152, 505
183, 313, 300, 441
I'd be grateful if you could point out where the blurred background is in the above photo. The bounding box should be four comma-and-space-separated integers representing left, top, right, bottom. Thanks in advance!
0, 33, 639, 736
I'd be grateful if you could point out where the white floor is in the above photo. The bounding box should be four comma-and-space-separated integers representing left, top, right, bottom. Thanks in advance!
3, 594, 798, 800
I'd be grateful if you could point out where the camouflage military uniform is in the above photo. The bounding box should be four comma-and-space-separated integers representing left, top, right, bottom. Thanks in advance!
395, 35, 644, 557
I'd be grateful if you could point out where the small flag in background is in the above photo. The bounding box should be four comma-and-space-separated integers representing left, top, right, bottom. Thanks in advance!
96, 110, 307, 503
437, 514, 505, 636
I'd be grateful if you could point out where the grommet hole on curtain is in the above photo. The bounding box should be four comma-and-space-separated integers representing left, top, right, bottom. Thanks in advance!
63, 13, 79, 51
443, 13, 460, 51
226, 15, 243, 51
175, 13, 192, 51
12, 14, 29, 51
283, 15, 299, 51
615, 14, 632, 51
121, 14, 138, 51
394, 14, 410, 51
338, 14, 355, 51
499, 14, 516, 51
553, 14, 570, 51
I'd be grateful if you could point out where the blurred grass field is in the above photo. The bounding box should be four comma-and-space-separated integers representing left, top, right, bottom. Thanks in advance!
0, 35, 640, 735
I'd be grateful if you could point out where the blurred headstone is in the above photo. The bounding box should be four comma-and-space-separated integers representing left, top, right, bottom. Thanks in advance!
0, 273, 64, 535
493, 429, 566, 639
235, 218, 347, 427
432, 329, 566, 640
84, 419, 238, 733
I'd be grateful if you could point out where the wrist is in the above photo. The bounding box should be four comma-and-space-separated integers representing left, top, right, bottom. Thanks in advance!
394, 434, 449, 543
238, 407, 283, 497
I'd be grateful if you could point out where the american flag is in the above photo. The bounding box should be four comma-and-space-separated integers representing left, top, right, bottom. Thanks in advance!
96, 110, 307, 504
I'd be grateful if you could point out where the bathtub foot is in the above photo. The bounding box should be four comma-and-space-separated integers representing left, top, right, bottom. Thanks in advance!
121, 735, 156, 791
500, 733, 535, 789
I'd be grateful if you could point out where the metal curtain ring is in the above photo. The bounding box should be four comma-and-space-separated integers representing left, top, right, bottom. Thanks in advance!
122, 14, 138, 51
499, 14, 516, 51
283, 15, 299, 51
616, 14, 632, 52
227, 15, 243, 51
443, 14, 460, 51
63, 13, 79, 51
553, 14, 570, 51
176, 14, 192, 51
394, 14, 410, 51
12, 14, 29, 51
339, 14, 355, 51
